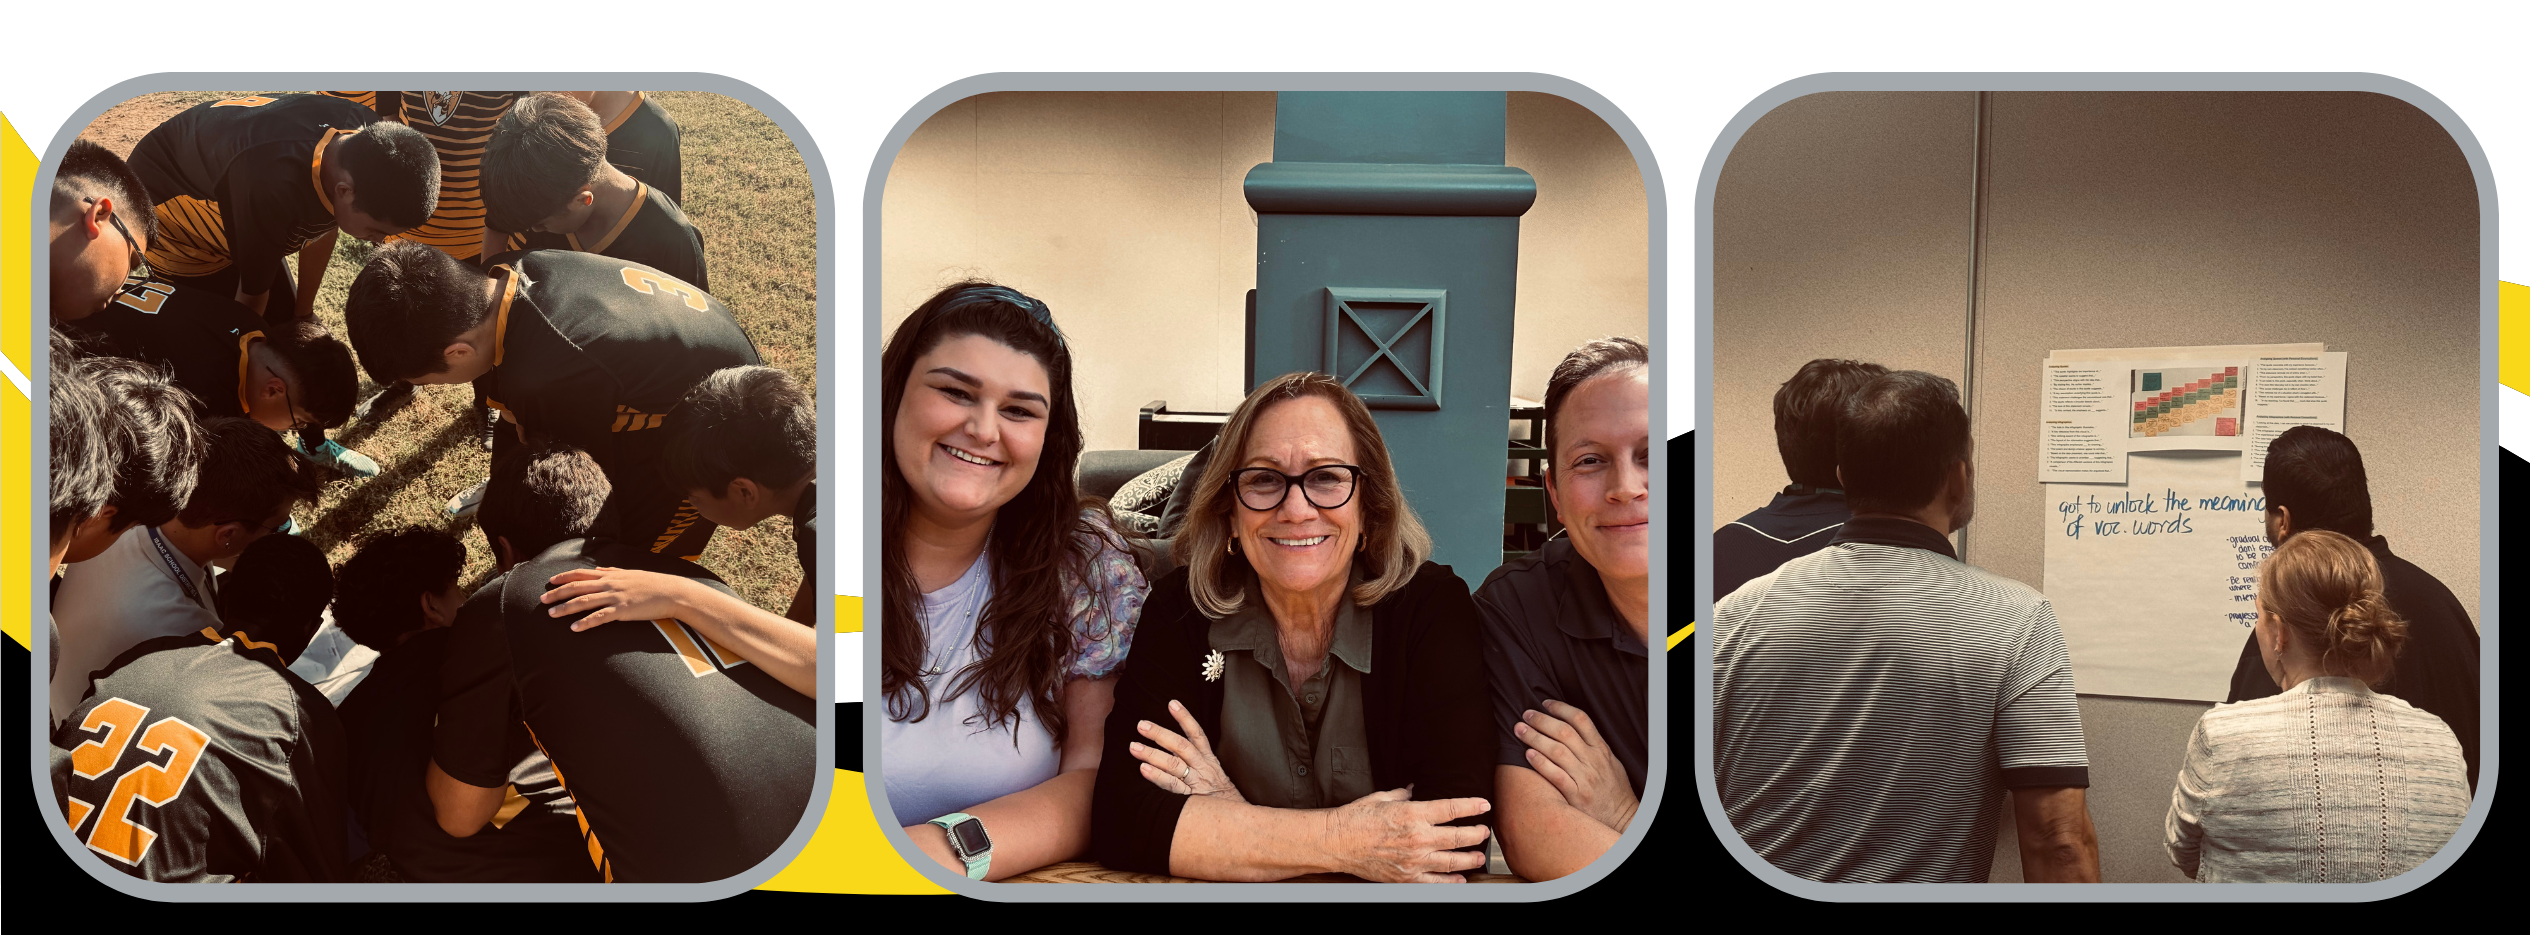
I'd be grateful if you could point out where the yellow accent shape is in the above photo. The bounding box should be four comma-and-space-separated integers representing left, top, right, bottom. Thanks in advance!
5, 112, 35, 651
1666, 622, 1694, 651
837, 594, 863, 633
755, 771, 951, 894
2501, 280, 2529, 395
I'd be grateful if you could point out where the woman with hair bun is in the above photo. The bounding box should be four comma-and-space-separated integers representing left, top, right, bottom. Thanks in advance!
2164, 530, 2470, 883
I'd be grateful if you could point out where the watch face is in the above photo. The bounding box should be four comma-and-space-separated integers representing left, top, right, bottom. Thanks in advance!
950, 818, 992, 856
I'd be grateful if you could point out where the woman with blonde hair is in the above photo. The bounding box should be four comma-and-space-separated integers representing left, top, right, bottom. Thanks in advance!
2165, 529, 2469, 882
1089, 372, 1494, 882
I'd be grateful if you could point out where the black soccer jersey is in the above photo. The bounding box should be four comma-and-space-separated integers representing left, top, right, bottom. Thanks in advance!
340, 626, 595, 882
505, 181, 710, 292
64, 275, 268, 421
603, 92, 683, 203
127, 94, 379, 293
51, 628, 349, 882
476, 249, 759, 553
793, 481, 818, 578
436, 540, 815, 882
325, 91, 519, 260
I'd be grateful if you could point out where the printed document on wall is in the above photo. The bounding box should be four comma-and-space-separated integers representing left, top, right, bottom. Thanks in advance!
2240, 352, 2350, 482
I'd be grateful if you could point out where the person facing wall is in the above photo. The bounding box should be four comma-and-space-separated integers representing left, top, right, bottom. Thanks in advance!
1091, 371, 1494, 883
1713, 370, 2100, 883
1713, 357, 1887, 602
2224, 425, 2480, 791
1479, 336, 1652, 881
2167, 529, 2469, 883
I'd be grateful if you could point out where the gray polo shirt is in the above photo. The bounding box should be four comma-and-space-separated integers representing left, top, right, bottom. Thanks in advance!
1713, 517, 2089, 883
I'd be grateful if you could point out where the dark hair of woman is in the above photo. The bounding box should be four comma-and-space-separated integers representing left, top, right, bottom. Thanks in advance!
879, 281, 1122, 745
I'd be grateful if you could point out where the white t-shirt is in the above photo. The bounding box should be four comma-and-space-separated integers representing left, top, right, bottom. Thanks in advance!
881, 551, 1060, 827
51, 526, 222, 724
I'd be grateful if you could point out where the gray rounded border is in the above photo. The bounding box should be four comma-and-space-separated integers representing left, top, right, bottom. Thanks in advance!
860, 72, 1669, 902
22, 72, 838, 902
1690, 72, 2500, 901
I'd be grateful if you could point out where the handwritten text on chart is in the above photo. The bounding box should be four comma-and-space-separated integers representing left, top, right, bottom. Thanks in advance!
2054, 488, 2266, 541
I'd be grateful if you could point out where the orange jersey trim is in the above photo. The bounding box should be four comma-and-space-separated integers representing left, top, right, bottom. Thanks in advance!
234, 330, 265, 416
309, 127, 344, 217
490, 266, 520, 367
571, 182, 648, 255
599, 91, 645, 135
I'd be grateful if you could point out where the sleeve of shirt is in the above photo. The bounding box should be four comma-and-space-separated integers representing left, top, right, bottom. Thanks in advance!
1088, 587, 1197, 874
1400, 569, 1496, 837
431, 585, 518, 789
1995, 597, 2090, 788
1063, 512, 1148, 680
219, 167, 295, 297
1474, 575, 1552, 770
2164, 716, 2215, 879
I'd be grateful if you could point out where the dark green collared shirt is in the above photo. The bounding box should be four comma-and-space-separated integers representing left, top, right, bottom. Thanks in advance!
1209, 575, 1375, 809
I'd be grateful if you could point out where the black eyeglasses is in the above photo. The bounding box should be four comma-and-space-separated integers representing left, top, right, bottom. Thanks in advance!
93, 199, 152, 297
1230, 465, 1364, 512
268, 360, 315, 434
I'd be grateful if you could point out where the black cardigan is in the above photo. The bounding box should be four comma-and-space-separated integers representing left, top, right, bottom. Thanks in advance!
1090, 561, 1496, 875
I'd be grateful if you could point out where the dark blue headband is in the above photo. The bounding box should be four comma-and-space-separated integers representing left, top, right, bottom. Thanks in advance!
944, 285, 1060, 338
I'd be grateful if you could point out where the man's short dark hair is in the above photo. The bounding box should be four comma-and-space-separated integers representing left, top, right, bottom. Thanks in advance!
177, 417, 320, 529
1835, 370, 1971, 515
662, 366, 815, 497
82, 353, 208, 532
479, 440, 610, 561
1542, 336, 1649, 465
265, 318, 360, 429
481, 92, 608, 234
215, 533, 333, 665
2263, 425, 2373, 540
51, 331, 118, 542
1774, 358, 1889, 490
333, 121, 440, 229
51, 139, 154, 243
344, 240, 494, 384
332, 527, 465, 649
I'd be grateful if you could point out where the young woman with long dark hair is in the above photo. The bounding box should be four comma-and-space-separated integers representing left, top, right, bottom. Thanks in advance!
878, 282, 1146, 881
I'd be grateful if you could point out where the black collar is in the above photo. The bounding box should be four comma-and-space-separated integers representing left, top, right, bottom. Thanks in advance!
1830, 516, 1959, 560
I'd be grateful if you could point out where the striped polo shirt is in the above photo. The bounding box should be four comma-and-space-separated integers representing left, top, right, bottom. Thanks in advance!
1713, 517, 2089, 883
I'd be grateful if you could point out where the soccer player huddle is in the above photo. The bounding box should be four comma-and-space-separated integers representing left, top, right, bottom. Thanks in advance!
45, 91, 818, 884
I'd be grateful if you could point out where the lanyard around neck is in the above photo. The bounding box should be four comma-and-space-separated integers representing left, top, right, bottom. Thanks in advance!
145, 526, 206, 609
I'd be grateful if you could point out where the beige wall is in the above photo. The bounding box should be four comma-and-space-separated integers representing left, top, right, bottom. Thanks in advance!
1711, 91, 2481, 884
882, 91, 1649, 454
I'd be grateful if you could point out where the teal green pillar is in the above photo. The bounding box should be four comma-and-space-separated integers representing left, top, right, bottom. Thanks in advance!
1246, 92, 1536, 581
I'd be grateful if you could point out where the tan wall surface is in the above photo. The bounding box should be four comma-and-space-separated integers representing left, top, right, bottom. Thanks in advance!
883, 92, 1650, 454
1712, 92, 1979, 527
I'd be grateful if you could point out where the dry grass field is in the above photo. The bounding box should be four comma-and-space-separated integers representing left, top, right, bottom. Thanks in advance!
77, 91, 818, 611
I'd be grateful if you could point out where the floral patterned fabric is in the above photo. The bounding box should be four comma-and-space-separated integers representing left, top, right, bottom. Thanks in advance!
1065, 510, 1149, 679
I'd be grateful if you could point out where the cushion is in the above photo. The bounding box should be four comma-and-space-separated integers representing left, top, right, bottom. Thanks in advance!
1110, 453, 1194, 516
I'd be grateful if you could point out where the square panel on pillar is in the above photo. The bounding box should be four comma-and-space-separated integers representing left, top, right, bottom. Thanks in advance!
1323, 287, 1447, 410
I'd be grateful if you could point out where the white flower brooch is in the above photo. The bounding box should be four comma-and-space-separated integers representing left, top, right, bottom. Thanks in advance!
1201, 649, 1226, 682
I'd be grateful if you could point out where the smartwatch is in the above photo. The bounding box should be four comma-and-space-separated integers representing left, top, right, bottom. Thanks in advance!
927, 812, 993, 880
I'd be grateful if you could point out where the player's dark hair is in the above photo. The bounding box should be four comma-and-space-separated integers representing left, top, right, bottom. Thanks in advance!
50, 331, 118, 543
215, 533, 333, 665
479, 439, 611, 563
332, 527, 465, 649
334, 121, 440, 229
1836, 370, 1971, 515
1543, 336, 1649, 468
2264, 425, 2374, 541
881, 281, 1121, 748
84, 353, 209, 533
344, 240, 495, 383
266, 318, 360, 430
50, 139, 155, 243
177, 417, 320, 529
1775, 358, 1889, 490
481, 92, 609, 234
662, 365, 815, 499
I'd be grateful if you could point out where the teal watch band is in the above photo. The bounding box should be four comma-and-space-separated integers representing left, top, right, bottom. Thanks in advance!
927, 813, 991, 880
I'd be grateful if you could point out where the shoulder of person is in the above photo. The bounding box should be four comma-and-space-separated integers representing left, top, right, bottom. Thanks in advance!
1373, 561, 1475, 620
1951, 561, 2051, 613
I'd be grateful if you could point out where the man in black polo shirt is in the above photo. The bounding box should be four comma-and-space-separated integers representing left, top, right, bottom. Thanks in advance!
1713, 370, 2099, 883
483, 93, 710, 292
2224, 426, 2481, 789
1714, 358, 1886, 602
430, 441, 814, 882
66, 273, 371, 475
127, 93, 439, 325
343, 241, 761, 558
1479, 337, 1651, 882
